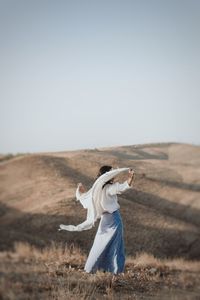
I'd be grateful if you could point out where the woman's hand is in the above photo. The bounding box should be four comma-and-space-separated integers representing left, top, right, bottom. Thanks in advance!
128, 168, 134, 176
78, 183, 86, 193
127, 168, 135, 186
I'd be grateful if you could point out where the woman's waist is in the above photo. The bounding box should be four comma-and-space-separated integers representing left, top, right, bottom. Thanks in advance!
100, 209, 122, 226
102, 209, 119, 215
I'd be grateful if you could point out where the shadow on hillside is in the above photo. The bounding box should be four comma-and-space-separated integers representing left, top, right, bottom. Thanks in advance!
123, 189, 200, 227
146, 177, 200, 192
35, 155, 93, 186
0, 201, 200, 259
101, 149, 168, 161
123, 220, 200, 259
0, 201, 96, 252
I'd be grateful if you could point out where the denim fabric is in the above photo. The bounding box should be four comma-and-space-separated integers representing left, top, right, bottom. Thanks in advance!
84, 210, 125, 274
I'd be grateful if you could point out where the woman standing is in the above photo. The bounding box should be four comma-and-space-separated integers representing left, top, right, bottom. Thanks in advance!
59, 165, 135, 274
79, 166, 134, 274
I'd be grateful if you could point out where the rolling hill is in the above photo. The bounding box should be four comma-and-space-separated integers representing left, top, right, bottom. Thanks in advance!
0, 142, 200, 299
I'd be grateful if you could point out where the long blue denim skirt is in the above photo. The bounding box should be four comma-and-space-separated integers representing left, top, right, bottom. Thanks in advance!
84, 210, 125, 274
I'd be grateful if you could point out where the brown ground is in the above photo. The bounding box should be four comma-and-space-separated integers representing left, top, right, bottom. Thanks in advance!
0, 142, 200, 299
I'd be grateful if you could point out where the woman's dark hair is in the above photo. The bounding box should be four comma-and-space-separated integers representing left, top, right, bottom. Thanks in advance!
96, 165, 113, 188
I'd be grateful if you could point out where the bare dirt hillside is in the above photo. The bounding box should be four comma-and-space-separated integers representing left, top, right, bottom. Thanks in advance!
0, 142, 199, 258
0, 142, 200, 299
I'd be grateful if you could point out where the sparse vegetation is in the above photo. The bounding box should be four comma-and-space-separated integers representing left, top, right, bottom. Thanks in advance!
0, 143, 200, 299
0, 152, 30, 163
0, 242, 200, 299
0, 153, 14, 162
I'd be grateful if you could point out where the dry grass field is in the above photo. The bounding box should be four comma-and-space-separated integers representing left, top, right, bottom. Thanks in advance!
0, 142, 200, 299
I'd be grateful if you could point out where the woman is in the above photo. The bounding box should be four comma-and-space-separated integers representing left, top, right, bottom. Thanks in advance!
79, 166, 135, 274
59, 165, 135, 274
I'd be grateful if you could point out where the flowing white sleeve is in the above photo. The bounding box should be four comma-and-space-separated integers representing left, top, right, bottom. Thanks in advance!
75, 187, 92, 209
59, 189, 95, 231
106, 181, 131, 196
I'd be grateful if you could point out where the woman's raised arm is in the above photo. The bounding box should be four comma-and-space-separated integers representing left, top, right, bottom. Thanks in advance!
127, 168, 135, 186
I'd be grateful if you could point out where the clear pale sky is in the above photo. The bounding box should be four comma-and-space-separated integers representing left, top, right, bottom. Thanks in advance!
0, 0, 200, 154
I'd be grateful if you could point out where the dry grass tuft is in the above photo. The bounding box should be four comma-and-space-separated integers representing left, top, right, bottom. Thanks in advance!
164, 257, 200, 272
127, 252, 200, 272
13, 241, 86, 265
128, 252, 163, 268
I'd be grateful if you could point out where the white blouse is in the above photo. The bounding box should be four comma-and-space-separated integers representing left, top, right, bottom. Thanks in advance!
101, 181, 131, 213
59, 168, 131, 232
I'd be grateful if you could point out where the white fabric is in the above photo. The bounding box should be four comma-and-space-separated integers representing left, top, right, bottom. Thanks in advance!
101, 181, 131, 213
59, 167, 131, 232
